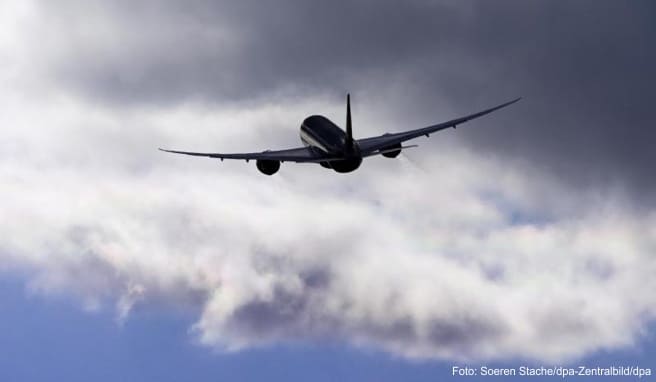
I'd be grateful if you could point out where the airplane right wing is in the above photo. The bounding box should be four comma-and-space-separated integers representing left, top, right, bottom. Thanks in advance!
357, 98, 521, 156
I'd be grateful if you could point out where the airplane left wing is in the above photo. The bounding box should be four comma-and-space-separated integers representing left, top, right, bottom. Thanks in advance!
159, 146, 339, 163
357, 97, 520, 156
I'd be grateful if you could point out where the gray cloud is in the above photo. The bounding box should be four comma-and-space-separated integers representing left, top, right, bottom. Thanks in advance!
1, 0, 656, 363
26, 0, 655, 200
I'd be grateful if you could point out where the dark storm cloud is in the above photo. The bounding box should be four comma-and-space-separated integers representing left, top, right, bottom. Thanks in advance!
46, 0, 463, 103
41, 0, 656, 201
438, 2, 656, 204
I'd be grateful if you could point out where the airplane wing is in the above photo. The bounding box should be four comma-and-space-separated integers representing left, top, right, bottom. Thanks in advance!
357, 97, 521, 156
158, 146, 340, 163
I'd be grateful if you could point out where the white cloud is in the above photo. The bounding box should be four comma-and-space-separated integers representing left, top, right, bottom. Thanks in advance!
2, 89, 655, 362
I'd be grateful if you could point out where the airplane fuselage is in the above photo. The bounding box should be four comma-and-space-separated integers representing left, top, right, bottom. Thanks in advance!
300, 115, 362, 173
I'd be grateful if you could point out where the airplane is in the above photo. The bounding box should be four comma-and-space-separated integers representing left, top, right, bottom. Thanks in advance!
159, 94, 520, 175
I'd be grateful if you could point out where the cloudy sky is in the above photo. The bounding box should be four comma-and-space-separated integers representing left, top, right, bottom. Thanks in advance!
1, 0, 655, 380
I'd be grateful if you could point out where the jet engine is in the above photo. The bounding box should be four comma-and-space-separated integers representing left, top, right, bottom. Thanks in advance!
381, 143, 402, 158
256, 159, 281, 175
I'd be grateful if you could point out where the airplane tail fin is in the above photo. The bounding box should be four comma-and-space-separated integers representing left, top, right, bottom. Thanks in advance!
346, 93, 354, 149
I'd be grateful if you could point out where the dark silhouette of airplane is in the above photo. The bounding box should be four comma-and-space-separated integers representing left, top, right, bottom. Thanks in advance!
160, 94, 520, 175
